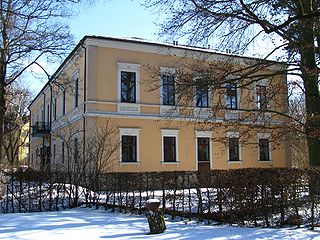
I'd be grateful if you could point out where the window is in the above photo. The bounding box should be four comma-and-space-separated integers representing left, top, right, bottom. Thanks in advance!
164, 137, 176, 162
119, 128, 140, 163
46, 104, 50, 123
256, 85, 267, 111
196, 83, 209, 108
161, 129, 179, 163
258, 137, 271, 161
118, 63, 140, 105
228, 133, 240, 161
121, 136, 137, 162
61, 141, 65, 164
74, 76, 79, 108
73, 138, 78, 163
53, 97, 57, 121
62, 90, 66, 115
197, 138, 210, 162
121, 71, 136, 103
41, 108, 44, 122
53, 143, 56, 164
162, 75, 175, 106
226, 83, 237, 109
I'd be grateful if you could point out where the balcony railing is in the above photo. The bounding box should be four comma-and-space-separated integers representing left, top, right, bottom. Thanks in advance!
32, 122, 51, 137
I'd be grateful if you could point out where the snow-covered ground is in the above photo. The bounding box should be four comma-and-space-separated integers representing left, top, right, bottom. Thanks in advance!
0, 208, 319, 240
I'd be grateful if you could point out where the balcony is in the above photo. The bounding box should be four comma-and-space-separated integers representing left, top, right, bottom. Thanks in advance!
32, 122, 51, 137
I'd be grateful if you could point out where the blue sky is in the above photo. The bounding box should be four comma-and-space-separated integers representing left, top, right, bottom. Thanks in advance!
29, 0, 159, 92
68, 0, 159, 42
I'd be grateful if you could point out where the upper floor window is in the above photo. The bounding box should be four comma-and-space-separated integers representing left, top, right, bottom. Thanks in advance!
46, 104, 50, 123
256, 85, 268, 111
53, 97, 57, 121
118, 63, 140, 104
121, 71, 136, 103
196, 83, 209, 108
162, 75, 175, 106
62, 90, 66, 115
73, 73, 79, 108
226, 83, 237, 109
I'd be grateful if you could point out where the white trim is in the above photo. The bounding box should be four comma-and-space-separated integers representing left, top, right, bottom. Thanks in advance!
257, 133, 272, 162
195, 131, 213, 170
161, 129, 179, 164
227, 131, 241, 162
119, 128, 141, 164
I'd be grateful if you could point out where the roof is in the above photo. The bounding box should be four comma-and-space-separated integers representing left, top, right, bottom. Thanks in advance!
29, 35, 286, 110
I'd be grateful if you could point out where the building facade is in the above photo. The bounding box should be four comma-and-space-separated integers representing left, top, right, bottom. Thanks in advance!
28, 36, 291, 172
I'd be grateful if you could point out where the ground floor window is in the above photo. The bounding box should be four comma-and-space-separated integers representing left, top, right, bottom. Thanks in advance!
121, 135, 137, 162
119, 128, 140, 163
228, 137, 240, 161
197, 138, 210, 162
163, 136, 176, 162
161, 129, 179, 163
259, 138, 270, 161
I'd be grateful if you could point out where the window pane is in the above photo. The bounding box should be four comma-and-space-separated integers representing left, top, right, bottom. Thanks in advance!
229, 137, 239, 161
226, 83, 237, 109
196, 85, 209, 108
122, 135, 137, 162
257, 85, 267, 111
259, 139, 270, 161
162, 75, 175, 105
121, 71, 136, 103
198, 138, 210, 162
164, 136, 176, 162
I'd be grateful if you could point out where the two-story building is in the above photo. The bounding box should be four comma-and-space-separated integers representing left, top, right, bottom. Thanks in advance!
28, 35, 291, 172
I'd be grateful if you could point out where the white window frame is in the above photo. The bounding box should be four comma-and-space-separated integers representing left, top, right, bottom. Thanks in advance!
73, 70, 80, 109
160, 67, 179, 115
161, 129, 179, 164
195, 131, 212, 170
227, 131, 242, 163
117, 62, 141, 108
257, 133, 272, 162
119, 128, 141, 164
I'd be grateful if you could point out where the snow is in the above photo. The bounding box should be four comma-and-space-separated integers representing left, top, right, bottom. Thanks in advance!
146, 199, 161, 204
0, 208, 319, 240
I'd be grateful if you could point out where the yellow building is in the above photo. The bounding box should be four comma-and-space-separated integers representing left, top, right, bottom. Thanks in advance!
28, 36, 291, 172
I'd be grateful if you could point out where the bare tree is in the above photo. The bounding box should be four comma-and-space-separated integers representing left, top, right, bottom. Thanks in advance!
3, 80, 32, 170
52, 118, 119, 207
0, 0, 93, 166
144, 0, 320, 166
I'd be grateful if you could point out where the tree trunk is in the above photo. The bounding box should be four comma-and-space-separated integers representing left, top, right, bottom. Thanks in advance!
146, 209, 166, 234
0, 74, 5, 167
299, 4, 320, 167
